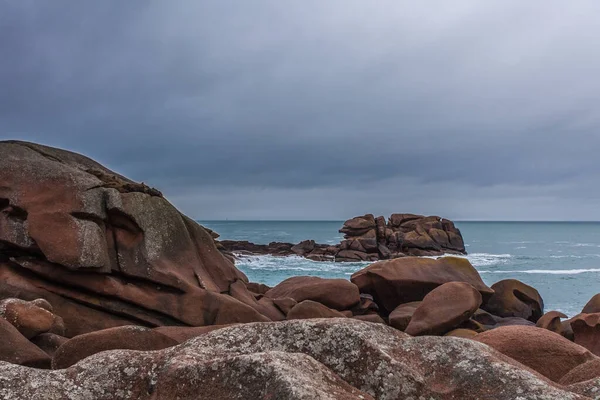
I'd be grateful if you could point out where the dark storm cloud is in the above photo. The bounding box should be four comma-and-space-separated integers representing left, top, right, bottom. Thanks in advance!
2, 1, 600, 219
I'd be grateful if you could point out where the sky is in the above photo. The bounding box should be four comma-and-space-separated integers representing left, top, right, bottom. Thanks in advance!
2, 1, 600, 220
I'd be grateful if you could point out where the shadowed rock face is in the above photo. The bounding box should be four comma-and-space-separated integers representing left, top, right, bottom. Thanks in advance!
0, 141, 266, 336
0, 319, 586, 400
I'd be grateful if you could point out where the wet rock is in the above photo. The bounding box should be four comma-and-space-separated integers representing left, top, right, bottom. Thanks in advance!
351, 256, 493, 313
405, 282, 482, 336
52, 325, 178, 369
291, 240, 316, 256
265, 276, 360, 310
286, 300, 347, 320
482, 279, 544, 322
476, 325, 595, 382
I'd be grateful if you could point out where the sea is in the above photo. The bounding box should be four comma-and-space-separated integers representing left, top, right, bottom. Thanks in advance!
200, 221, 600, 317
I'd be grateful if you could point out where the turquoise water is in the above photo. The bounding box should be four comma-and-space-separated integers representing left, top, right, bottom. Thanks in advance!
201, 221, 600, 316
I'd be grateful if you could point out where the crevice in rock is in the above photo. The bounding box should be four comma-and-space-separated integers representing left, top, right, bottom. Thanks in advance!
12, 142, 64, 164
5, 259, 189, 327
85, 168, 163, 197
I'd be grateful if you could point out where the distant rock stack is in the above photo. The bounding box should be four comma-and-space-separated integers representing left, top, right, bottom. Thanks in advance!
335, 213, 466, 262
220, 213, 466, 262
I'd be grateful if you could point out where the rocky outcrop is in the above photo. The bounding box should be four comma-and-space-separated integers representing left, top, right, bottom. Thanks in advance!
0, 319, 589, 400
570, 313, 600, 356
0, 141, 268, 336
219, 213, 467, 262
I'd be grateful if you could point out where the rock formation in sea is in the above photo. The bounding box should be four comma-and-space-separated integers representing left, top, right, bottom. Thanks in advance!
3, 140, 600, 399
220, 213, 467, 262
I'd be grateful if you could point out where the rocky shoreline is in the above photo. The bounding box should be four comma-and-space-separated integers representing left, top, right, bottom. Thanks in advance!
2, 141, 600, 399
219, 213, 467, 262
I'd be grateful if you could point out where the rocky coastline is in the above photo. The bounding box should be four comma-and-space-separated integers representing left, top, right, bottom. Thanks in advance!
219, 213, 467, 262
2, 141, 600, 399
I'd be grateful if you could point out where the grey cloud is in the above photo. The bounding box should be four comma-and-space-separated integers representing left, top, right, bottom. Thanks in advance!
2, 0, 600, 219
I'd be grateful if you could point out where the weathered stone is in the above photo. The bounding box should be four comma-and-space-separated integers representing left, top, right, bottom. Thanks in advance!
228, 279, 285, 321
352, 314, 386, 324
570, 313, 600, 356
537, 311, 569, 336
265, 276, 360, 310
30, 333, 68, 358
272, 297, 297, 316
0, 141, 265, 336
286, 300, 347, 320
52, 325, 179, 369
388, 301, 421, 331
405, 282, 482, 336
482, 279, 544, 322
0, 317, 50, 368
0, 298, 56, 339
476, 325, 595, 382
0, 319, 585, 399
582, 294, 600, 314
351, 256, 493, 313
291, 240, 316, 256
445, 328, 478, 339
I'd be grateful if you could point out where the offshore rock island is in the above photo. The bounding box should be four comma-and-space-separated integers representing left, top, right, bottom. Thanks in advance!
2, 141, 600, 399
220, 213, 467, 262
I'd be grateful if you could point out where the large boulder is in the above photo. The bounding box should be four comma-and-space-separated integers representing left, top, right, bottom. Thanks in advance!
405, 282, 482, 336
482, 279, 544, 322
0, 317, 50, 368
339, 214, 376, 237
286, 300, 347, 320
0, 141, 269, 336
0, 319, 586, 399
388, 301, 421, 331
537, 311, 569, 337
264, 276, 360, 310
0, 298, 57, 339
52, 325, 178, 369
570, 313, 600, 356
476, 325, 595, 382
351, 256, 493, 313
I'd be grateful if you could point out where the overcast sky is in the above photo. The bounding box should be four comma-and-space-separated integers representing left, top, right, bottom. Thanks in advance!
2, 1, 600, 220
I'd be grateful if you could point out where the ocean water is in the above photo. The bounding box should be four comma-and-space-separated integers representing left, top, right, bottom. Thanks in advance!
200, 221, 600, 316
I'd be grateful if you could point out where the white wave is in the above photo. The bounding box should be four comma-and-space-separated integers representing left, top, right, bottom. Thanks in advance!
571, 243, 600, 247
435, 253, 512, 267
480, 268, 600, 275
515, 246, 527, 249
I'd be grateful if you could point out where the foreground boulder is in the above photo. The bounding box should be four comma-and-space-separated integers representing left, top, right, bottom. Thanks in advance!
351, 256, 493, 313
405, 282, 482, 336
264, 276, 360, 310
476, 325, 596, 382
0, 319, 586, 399
0, 141, 270, 336
482, 279, 544, 322
286, 300, 347, 320
52, 325, 178, 369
